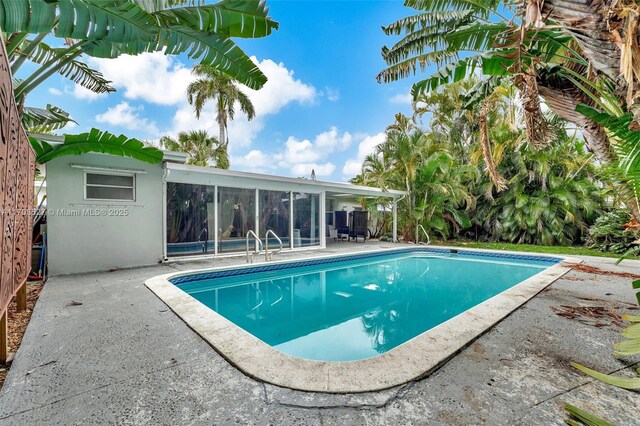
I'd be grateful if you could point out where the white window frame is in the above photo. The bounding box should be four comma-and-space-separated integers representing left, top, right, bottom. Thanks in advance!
84, 171, 136, 202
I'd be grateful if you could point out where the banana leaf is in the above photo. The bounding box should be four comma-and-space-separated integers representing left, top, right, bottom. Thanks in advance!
30, 128, 163, 164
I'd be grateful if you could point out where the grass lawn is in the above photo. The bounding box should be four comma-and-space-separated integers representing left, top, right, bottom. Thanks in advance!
435, 241, 631, 259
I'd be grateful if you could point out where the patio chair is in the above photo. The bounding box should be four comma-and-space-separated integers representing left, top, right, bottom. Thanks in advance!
348, 211, 368, 243
335, 211, 349, 241
325, 224, 338, 241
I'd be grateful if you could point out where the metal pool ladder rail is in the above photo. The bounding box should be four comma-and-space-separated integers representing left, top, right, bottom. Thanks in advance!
265, 230, 283, 262
416, 224, 431, 245
246, 230, 264, 263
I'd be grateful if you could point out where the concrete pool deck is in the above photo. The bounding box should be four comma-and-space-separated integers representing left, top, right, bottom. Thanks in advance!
147, 247, 580, 393
1, 243, 639, 424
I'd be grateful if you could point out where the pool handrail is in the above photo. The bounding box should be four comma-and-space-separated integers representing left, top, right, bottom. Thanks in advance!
265, 229, 283, 261
416, 224, 431, 245
245, 230, 263, 263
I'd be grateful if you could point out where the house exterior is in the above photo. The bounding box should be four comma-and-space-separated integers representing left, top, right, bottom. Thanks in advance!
45, 152, 404, 275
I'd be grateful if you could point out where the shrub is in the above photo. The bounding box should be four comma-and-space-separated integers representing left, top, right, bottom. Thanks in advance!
586, 209, 640, 253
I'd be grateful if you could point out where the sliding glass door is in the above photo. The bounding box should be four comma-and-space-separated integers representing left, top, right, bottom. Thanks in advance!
258, 190, 290, 248
293, 192, 320, 247
166, 182, 215, 257
217, 187, 256, 253
166, 183, 321, 256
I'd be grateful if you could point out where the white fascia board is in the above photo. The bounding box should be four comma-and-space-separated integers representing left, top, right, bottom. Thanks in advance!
163, 163, 404, 198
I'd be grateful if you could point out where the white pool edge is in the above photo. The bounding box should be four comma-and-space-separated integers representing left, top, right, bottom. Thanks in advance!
145, 246, 581, 393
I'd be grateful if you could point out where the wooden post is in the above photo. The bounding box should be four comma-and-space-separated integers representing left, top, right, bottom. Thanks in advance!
16, 281, 27, 311
0, 310, 7, 364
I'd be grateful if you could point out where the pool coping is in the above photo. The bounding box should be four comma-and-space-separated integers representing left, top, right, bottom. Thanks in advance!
145, 246, 581, 393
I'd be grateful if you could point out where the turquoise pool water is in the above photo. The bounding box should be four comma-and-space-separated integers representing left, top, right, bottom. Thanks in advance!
175, 251, 556, 361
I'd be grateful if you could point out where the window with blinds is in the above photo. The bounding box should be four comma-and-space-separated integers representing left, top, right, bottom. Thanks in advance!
84, 172, 135, 201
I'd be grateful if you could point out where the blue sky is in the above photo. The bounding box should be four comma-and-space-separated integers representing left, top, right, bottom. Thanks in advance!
26, 1, 422, 182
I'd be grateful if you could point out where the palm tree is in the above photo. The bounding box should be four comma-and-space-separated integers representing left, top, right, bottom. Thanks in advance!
473, 133, 604, 245
354, 113, 476, 240
377, 0, 640, 221
187, 64, 256, 151
1, 0, 278, 90
2, 1, 277, 163
413, 78, 518, 190
160, 130, 229, 168
412, 150, 478, 239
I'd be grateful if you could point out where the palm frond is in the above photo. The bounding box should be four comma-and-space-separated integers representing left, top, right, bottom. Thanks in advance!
154, 0, 279, 38
404, 0, 502, 17
0, 0, 279, 90
383, 19, 470, 65
30, 128, 164, 164
382, 10, 475, 36
161, 26, 267, 89
576, 105, 640, 174
14, 40, 115, 94
0, 0, 56, 33
55, 1, 157, 42
22, 105, 77, 133
377, 49, 459, 83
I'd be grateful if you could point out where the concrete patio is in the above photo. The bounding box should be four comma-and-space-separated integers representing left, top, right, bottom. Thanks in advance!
0, 243, 639, 425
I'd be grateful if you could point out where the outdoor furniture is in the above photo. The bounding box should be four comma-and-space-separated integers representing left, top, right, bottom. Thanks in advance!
335, 211, 349, 241
349, 211, 368, 242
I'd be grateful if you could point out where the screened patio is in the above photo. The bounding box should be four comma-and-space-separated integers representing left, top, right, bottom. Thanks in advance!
163, 163, 404, 259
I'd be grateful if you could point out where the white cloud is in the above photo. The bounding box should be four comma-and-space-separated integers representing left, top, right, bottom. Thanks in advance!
282, 127, 352, 165
68, 84, 107, 101
228, 127, 386, 180
171, 56, 318, 150
95, 102, 159, 136
325, 86, 340, 102
342, 160, 363, 177
62, 121, 77, 130
315, 127, 352, 151
48, 87, 62, 96
243, 57, 317, 115
291, 162, 336, 177
284, 137, 321, 163
389, 93, 412, 105
242, 150, 277, 165
232, 127, 374, 179
91, 52, 193, 106
342, 132, 386, 177
230, 150, 282, 174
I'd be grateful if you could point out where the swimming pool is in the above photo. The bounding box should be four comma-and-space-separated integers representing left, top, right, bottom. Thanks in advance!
146, 247, 577, 392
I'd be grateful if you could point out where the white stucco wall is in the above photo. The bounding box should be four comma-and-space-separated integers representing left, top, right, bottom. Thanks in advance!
46, 154, 164, 275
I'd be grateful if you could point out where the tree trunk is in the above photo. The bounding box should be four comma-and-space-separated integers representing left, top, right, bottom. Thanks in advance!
542, 0, 621, 81
219, 124, 226, 150
538, 83, 640, 220
542, 0, 640, 129
513, 72, 552, 148
217, 94, 227, 150
479, 101, 508, 191
537, 85, 617, 163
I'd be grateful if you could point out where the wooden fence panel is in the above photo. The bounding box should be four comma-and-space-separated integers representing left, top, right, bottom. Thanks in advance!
0, 34, 36, 317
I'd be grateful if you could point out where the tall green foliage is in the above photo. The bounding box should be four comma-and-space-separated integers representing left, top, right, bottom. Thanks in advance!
1, 0, 278, 90
377, 0, 640, 221
353, 113, 477, 241
473, 136, 604, 245
4, 1, 277, 163
160, 130, 228, 168
186, 64, 255, 153
354, 80, 605, 246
